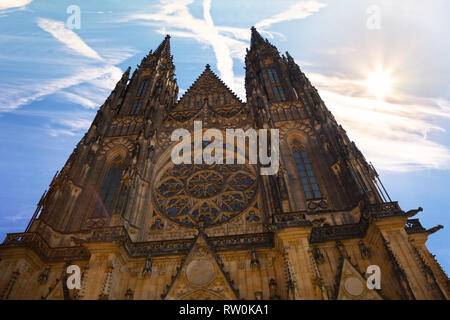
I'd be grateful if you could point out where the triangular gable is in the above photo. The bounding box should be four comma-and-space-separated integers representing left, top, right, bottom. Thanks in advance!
335, 258, 383, 300
174, 65, 243, 111
163, 231, 239, 300
42, 278, 71, 300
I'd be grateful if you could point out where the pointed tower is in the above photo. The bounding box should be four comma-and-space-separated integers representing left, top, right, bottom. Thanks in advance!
23, 35, 178, 239
244, 27, 448, 300
0, 31, 447, 300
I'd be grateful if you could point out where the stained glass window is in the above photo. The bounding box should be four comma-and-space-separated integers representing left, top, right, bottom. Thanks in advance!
273, 85, 286, 101
137, 79, 150, 97
267, 68, 280, 83
293, 150, 322, 200
131, 100, 143, 115
93, 164, 122, 217
154, 164, 257, 227
257, 71, 265, 88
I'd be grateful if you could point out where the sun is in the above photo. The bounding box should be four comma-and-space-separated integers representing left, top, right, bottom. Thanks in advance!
366, 66, 393, 100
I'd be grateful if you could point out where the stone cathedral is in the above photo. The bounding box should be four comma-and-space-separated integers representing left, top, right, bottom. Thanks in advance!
0, 28, 448, 300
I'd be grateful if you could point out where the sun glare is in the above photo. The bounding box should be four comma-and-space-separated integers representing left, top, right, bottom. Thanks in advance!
366, 66, 393, 100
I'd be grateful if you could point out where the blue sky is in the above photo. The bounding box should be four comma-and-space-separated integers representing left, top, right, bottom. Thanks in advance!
0, 0, 449, 273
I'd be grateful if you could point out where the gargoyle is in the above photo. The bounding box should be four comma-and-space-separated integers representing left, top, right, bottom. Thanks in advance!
405, 207, 423, 218
427, 225, 444, 235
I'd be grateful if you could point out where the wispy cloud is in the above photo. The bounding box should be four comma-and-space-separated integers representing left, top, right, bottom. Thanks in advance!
306, 71, 450, 171
0, 18, 132, 112
255, 1, 326, 29
48, 118, 92, 137
37, 18, 104, 61
126, 0, 325, 99
122, 0, 450, 171
0, 65, 122, 111
0, 0, 32, 11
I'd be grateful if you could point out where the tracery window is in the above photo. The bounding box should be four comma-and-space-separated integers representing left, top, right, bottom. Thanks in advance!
267, 68, 280, 83
273, 85, 286, 101
153, 163, 257, 227
93, 157, 122, 217
137, 79, 150, 97
131, 99, 143, 115
293, 148, 322, 200
257, 71, 265, 88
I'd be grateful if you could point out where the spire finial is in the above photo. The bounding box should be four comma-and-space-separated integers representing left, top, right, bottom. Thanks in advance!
250, 26, 265, 49
154, 34, 171, 58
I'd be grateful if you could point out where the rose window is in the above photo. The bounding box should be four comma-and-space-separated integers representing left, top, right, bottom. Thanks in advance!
153, 163, 257, 227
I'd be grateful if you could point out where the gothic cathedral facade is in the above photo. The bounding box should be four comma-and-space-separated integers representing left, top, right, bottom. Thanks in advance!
0, 28, 448, 300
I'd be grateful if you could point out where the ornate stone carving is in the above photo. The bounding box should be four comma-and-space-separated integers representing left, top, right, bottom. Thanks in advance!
312, 246, 325, 264
1, 232, 90, 262
125, 288, 134, 300
268, 278, 280, 300
142, 254, 153, 278
358, 240, 371, 259
0, 270, 20, 300
310, 222, 368, 243
250, 247, 260, 270
37, 266, 50, 284
153, 163, 257, 228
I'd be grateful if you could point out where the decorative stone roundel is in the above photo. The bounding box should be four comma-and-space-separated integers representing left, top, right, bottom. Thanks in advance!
186, 259, 215, 287
153, 163, 257, 228
344, 277, 364, 296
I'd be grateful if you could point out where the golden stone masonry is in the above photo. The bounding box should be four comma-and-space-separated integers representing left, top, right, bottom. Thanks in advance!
0, 28, 448, 300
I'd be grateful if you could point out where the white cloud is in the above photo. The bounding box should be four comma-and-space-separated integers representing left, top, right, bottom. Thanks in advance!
124, 1, 450, 172
255, 1, 326, 29
47, 115, 94, 137
0, 66, 122, 111
48, 128, 78, 137
58, 118, 91, 131
0, 18, 133, 112
306, 71, 450, 171
37, 18, 104, 61
127, 0, 325, 99
0, 0, 32, 11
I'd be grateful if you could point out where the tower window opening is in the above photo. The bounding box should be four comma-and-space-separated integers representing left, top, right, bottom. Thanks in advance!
93, 164, 122, 217
131, 100, 143, 115
137, 79, 150, 97
257, 71, 265, 88
267, 68, 280, 83
273, 85, 286, 101
293, 150, 322, 200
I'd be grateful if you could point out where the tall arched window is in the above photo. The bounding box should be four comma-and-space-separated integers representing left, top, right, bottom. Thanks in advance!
93, 156, 122, 217
130, 99, 143, 115
293, 149, 322, 200
137, 79, 150, 97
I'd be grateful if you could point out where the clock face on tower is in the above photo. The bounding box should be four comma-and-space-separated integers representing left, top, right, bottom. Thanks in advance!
153, 163, 257, 228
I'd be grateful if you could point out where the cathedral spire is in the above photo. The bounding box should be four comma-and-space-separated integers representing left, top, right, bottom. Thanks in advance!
250, 26, 265, 49
154, 34, 171, 59
119, 66, 131, 85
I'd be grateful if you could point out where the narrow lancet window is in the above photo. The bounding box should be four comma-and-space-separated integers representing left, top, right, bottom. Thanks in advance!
137, 79, 150, 97
273, 85, 286, 101
93, 159, 122, 217
267, 68, 280, 83
293, 149, 322, 200
131, 100, 143, 115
